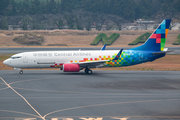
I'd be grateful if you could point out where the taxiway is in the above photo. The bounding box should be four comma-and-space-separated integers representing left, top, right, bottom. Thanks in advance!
0, 70, 180, 120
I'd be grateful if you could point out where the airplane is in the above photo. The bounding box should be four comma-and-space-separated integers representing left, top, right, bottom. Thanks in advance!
3, 19, 171, 74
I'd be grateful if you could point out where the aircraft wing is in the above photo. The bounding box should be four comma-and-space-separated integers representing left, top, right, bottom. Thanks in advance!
79, 60, 109, 68
79, 49, 123, 68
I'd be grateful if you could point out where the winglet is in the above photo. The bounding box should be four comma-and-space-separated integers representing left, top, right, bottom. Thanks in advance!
101, 44, 106, 50
112, 49, 123, 60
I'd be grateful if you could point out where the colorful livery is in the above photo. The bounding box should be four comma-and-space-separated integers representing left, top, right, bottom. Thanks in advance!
3, 19, 171, 74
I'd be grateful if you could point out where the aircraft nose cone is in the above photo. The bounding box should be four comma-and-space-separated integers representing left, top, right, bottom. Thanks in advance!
3, 59, 11, 66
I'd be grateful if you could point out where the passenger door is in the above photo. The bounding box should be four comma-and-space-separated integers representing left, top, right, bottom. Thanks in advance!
23, 54, 29, 68
23, 54, 28, 63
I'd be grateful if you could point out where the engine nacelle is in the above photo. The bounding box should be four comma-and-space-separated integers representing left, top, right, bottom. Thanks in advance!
63, 63, 80, 72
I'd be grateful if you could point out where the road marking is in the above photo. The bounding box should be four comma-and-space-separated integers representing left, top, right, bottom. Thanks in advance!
0, 109, 39, 118
43, 99, 180, 118
9, 77, 57, 85
11, 86, 175, 97
112, 117, 129, 120
0, 77, 45, 120
80, 118, 103, 120
0, 87, 9, 90
1, 116, 180, 120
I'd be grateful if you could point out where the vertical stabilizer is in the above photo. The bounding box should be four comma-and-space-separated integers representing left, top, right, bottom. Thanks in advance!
130, 19, 171, 51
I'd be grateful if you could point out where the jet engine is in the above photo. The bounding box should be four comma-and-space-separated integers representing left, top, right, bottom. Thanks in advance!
63, 63, 80, 72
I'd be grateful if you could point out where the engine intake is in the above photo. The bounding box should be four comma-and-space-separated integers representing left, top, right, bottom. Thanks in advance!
63, 63, 80, 72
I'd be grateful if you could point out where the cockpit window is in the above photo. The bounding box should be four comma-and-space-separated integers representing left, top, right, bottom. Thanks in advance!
11, 56, 22, 59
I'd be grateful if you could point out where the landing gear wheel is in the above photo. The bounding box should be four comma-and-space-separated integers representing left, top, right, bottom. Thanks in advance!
85, 68, 92, 74
87, 70, 92, 74
19, 70, 23, 74
85, 68, 88, 73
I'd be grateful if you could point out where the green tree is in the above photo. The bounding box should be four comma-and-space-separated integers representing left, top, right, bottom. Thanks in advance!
61, 0, 82, 11
0, 0, 10, 15
96, 23, 102, 31
64, 15, 74, 29
0, 18, 8, 30
22, 18, 29, 30
75, 17, 83, 30
160, 3, 168, 12
30, 0, 41, 14
174, 0, 180, 12
21, 0, 30, 15
47, 0, 57, 14
54, 18, 64, 29
32, 21, 44, 30
86, 19, 91, 31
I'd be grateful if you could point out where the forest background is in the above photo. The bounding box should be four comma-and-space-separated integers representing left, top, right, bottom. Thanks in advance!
0, 0, 180, 30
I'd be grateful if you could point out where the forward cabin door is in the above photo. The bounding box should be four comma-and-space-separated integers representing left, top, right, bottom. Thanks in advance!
23, 54, 28, 63
23, 54, 29, 68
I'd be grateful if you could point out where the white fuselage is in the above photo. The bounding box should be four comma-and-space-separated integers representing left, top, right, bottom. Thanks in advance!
4, 50, 120, 69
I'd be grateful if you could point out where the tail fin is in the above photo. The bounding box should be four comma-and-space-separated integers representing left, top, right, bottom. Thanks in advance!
130, 19, 171, 51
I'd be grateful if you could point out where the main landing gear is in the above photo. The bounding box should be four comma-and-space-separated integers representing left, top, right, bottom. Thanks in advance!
85, 68, 92, 74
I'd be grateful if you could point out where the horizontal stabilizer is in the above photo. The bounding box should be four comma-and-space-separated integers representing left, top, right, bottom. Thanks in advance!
163, 48, 168, 51
152, 50, 173, 55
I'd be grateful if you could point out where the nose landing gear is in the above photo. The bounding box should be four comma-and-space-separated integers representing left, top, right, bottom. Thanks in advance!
19, 70, 23, 74
14, 68, 23, 74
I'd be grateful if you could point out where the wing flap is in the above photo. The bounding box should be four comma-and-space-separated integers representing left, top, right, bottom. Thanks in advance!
79, 60, 108, 68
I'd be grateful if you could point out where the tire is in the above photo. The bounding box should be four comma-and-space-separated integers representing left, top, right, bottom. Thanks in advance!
88, 70, 92, 74
85, 68, 88, 73
19, 70, 23, 74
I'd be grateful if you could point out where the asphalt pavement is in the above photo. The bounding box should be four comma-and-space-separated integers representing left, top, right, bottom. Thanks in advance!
0, 70, 180, 120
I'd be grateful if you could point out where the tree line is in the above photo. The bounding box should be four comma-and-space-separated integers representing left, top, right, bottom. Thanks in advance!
0, 0, 180, 30
1, 0, 180, 21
